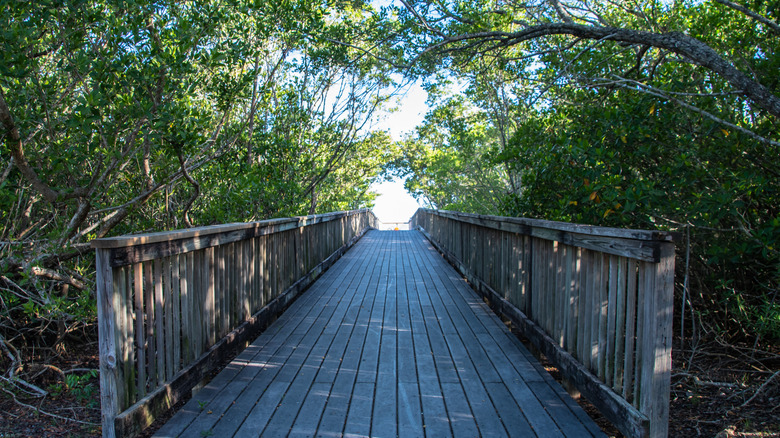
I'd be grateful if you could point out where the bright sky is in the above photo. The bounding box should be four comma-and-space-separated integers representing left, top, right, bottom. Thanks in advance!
370, 178, 422, 227
369, 81, 428, 225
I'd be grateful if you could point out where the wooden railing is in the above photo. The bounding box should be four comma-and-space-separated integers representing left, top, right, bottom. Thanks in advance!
93, 209, 377, 438
377, 220, 410, 230
411, 208, 676, 438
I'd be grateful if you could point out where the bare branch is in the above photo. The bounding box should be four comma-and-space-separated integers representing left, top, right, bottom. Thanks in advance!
416, 23, 780, 118
401, 0, 445, 36
0, 87, 61, 203
176, 148, 200, 228
595, 76, 780, 148
740, 369, 780, 408
549, 0, 575, 23
713, 0, 780, 36
30, 266, 85, 290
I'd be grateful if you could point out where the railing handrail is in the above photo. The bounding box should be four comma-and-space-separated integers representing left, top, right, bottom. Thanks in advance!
416, 208, 677, 242
93, 209, 370, 250
411, 208, 675, 438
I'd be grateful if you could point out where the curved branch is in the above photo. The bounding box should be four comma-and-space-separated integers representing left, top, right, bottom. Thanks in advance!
0, 87, 61, 203
713, 0, 780, 36
595, 75, 780, 149
176, 148, 200, 228
424, 23, 780, 118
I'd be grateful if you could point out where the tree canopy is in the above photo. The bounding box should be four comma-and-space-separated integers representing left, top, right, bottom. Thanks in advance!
0, 0, 400, 354
1, 2, 779, 428
382, 0, 779, 343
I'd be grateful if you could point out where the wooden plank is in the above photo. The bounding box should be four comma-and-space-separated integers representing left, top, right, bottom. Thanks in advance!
606, 255, 619, 388
111, 267, 128, 411
373, 305, 397, 436
205, 247, 216, 348
288, 382, 331, 437
163, 258, 174, 382
398, 381, 423, 433
246, 237, 254, 316
564, 246, 577, 352
405, 247, 451, 437
93, 209, 370, 250
96, 249, 119, 438
598, 253, 608, 381
191, 250, 202, 358
555, 243, 564, 347
238, 239, 246, 322
154, 259, 165, 386
640, 243, 675, 438
633, 262, 646, 407
180, 253, 191, 365
227, 242, 235, 332
193, 335, 302, 436
624, 258, 638, 403
441, 382, 479, 438
251, 237, 259, 315
121, 267, 136, 408
215, 245, 224, 339
420, 208, 676, 242
486, 382, 535, 436
318, 368, 357, 434
476, 333, 563, 438
258, 236, 266, 309
578, 250, 590, 368
344, 382, 374, 436
261, 333, 333, 436
232, 381, 289, 436
171, 255, 181, 375
356, 264, 386, 383
133, 263, 146, 397
589, 251, 601, 375
614, 256, 627, 395
143, 260, 156, 392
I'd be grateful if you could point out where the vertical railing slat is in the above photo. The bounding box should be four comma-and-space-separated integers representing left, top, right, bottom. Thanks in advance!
606, 255, 619, 388
133, 263, 145, 398
163, 257, 174, 382
172, 254, 181, 374
122, 266, 136, 407
154, 258, 165, 386
143, 260, 155, 393
205, 247, 216, 348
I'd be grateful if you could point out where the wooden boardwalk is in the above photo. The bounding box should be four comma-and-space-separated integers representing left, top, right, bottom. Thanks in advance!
153, 230, 604, 438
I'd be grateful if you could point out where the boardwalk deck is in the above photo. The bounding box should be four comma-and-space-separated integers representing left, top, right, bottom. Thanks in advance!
153, 230, 604, 437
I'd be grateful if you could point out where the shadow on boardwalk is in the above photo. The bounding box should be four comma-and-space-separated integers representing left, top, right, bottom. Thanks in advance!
153, 230, 604, 437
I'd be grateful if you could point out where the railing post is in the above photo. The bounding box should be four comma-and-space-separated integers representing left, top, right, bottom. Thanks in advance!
96, 248, 119, 438
640, 242, 675, 437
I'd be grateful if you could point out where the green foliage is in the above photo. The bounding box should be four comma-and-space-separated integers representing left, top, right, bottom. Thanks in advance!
386, 0, 780, 343
390, 95, 505, 213
0, 0, 397, 361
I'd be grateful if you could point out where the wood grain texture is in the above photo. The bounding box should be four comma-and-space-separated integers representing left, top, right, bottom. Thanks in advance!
154, 230, 600, 438
411, 209, 676, 438
96, 249, 118, 438
95, 210, 376, 437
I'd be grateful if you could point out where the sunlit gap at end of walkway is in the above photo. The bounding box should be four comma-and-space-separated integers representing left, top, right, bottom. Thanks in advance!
370, 178, 421, 230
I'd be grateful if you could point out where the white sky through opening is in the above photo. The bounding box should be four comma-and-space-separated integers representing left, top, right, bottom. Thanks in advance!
369, 80, 427, 225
